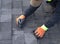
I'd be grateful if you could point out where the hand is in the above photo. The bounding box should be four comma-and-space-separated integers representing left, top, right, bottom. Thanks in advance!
16, 15, 25, 25
34, 27, 46, 38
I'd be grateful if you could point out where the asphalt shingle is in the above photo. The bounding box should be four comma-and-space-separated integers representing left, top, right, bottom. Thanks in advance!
0, 15, 11, 22
1, 0, 12, 9
12, 29, 25, 44
0, 40, 11, 44
0, 0, 60, 44
0, 22, 11, 40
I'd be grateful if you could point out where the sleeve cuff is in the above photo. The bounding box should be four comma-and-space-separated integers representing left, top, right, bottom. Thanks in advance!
41, 24, 48, 31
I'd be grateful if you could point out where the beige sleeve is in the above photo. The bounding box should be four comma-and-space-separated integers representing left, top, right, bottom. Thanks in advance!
30, 0, 43, 7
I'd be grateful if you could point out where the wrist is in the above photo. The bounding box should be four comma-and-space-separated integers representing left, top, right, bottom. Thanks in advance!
40, 24, 48, 31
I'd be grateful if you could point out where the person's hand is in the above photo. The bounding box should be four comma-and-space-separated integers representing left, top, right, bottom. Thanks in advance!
16, 15, 25, 25
34, 27, 46, 38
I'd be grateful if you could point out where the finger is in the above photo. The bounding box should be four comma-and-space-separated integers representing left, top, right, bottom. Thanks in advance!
36, 34, 40, 37
34, 30, 38, 34
39, 33, 44, 38
38, 34, 41, 37
35, 32, 39, 36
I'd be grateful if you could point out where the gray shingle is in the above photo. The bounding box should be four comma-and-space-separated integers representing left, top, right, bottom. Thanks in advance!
1, 9, 11, 15
12, 29, 25, 44
12, 8, 22, 14
24, 33, 37, 44
13, 0, 21, 8
0, 40, 11, 44
0, 22, 11, 40
2, 0, 12, 9
23, 0, 30, 6
0, 0, 1, 9
0, 15, 11, 22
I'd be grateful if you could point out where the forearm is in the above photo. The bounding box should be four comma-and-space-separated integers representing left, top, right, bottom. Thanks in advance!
45, 1, 60, 28
45, 13, 60, 28
23, 0, 43, 17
